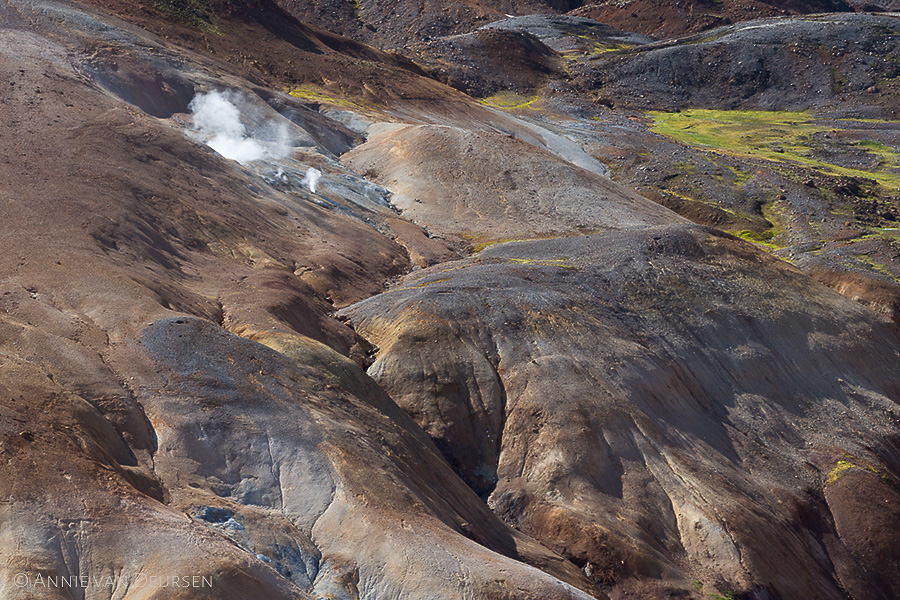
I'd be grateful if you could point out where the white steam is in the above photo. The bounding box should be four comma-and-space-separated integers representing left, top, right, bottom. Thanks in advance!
188, 90, 291, 164
302, 168, 322, 194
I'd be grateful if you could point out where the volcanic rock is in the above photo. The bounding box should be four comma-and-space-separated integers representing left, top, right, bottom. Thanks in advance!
585, 13, 900, 115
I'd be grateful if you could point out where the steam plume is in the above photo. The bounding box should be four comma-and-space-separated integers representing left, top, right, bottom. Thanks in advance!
302, 168, 322, 194
188, 90, 290, 164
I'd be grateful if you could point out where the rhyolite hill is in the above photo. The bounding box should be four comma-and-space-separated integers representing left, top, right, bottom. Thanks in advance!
0, 1, 899, 600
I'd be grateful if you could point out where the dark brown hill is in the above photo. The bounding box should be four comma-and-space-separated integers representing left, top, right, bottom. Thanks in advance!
583, 13, 900, 114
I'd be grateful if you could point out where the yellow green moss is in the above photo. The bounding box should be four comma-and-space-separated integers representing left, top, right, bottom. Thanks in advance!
288, 86, 369, 110
733, 229, 776, 246
472, 237, 521, 253
503, 257, 576, 269
852, 253, 900, 284
388, 277, 452, 293
480, 92, 541, 111
569, 37, 632, 59
648, 109, 900, 191
827, 459, 885, 486
724, 164, 753, 187
856, 139, 900, 167
661, 188, 766, 226
470, 234, 570, 253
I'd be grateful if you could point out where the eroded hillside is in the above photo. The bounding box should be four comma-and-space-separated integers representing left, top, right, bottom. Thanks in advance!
0, 0, 899, 599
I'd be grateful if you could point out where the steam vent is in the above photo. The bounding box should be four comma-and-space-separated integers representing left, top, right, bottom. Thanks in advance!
2, 0, 900, 597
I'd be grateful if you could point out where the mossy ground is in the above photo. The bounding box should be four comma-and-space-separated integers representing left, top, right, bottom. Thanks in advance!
661, 187, 751, 221
480, 92, 541, 111
851, 252, 900, 284
468, 233, 586, 253
570, 37, 632, 59
826, 458, 899, 492
288, 86, 372, 110
649, 109, 900, 191
470, 237, 520, 252
733, 229, 776, 247
658, 187, 783, 248
503, 257, 577, 270
390, 277, 452, 293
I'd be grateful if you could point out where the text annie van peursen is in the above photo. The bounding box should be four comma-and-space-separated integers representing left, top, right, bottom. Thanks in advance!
13, 572, 214, 589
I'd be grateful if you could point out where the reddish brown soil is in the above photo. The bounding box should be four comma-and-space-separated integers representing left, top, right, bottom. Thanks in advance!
84, 0, 453, 109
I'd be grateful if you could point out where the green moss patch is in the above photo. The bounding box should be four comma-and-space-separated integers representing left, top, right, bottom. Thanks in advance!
851, 252, 900, 284
480, 92, 541, 111
826, 458, 898, 491
288, 86, 372, 110
648, 109, 900, 191
733, 229, 775, 246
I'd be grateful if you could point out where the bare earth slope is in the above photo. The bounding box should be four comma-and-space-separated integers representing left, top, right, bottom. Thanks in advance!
342, 123, 685, 248
0, 1, 605, 598
342, 225, 900, 599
